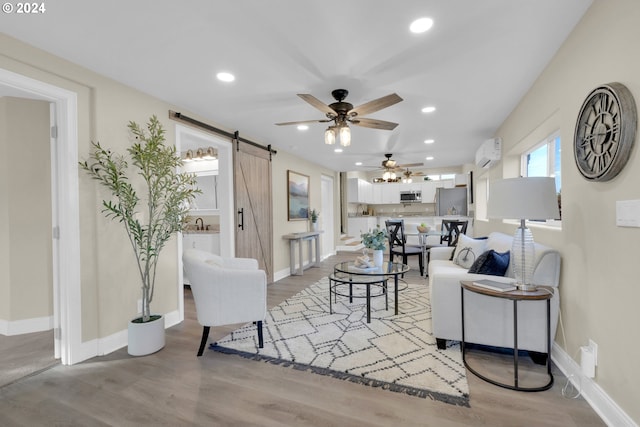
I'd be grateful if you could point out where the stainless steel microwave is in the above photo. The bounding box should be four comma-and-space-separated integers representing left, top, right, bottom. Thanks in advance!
400, 190, 422, 203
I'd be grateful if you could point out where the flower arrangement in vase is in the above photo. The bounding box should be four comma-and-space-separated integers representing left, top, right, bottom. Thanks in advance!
309, 208, 319, 231
360, 226, 387, 267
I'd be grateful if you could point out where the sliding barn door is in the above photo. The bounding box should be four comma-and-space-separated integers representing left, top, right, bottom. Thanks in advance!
233, 139, 273, 283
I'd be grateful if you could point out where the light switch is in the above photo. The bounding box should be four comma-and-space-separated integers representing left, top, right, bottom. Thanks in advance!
616, 199, 640, 227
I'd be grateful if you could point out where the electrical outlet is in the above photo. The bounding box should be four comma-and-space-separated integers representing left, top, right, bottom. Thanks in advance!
580, 346, 595, 378
137, 299, 142, 314
589, 339, 598, 366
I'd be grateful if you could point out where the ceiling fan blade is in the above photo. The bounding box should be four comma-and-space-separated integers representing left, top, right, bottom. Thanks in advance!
298, 94, 336, 115
397, 162, 424, 168
275, 119, 329, 126
351, 117, 398, 130
350, 93, 403, 117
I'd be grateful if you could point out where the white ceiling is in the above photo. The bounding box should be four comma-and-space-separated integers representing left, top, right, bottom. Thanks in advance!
1, 0, 592, 172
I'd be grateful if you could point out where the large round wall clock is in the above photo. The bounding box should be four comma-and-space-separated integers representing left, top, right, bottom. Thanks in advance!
574, 82, 637, 181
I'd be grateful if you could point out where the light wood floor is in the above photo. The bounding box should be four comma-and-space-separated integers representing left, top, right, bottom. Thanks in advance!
0, 253, 604, 426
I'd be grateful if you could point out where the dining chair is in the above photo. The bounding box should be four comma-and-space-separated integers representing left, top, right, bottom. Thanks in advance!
440, 220, 469, 247
385, 219, 424, 276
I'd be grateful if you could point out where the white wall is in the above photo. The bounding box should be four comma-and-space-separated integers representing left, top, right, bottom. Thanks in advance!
0, 97, 52, 325
1, 34, 191, 342
272, 150, 340, 278
475, 0, 640, 422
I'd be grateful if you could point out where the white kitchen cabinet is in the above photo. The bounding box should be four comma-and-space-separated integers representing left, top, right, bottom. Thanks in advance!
421, 181, 437, 203
347, 178, 373, 204
454, 173, 469, 187
371, 184, 383, 204
183, 232, 219, 254
380, 183, 400, 204
183, 232, 220, 284
438, 179, 455, 189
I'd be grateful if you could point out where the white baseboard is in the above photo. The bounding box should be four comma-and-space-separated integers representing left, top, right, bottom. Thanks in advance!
95, 309, 181, 356
273, 268, 291, 283
163, 310, 180, 328
273, 251, 336, 284
552, 343, 637, 427
0, 316, 53, 336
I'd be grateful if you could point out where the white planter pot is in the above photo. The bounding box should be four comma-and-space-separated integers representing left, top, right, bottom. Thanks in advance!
373, 249, 384, 267
127, 314, 165, 356
311, 222, 319, 231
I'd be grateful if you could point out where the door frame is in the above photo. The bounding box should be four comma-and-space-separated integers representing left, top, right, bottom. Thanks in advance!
321, 174, 335, 258
0, 68, 82, 365
175, 124, 234, 320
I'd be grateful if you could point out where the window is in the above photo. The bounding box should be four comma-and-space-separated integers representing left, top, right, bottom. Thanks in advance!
521, 130, 561, 221
426, 173, 456, 181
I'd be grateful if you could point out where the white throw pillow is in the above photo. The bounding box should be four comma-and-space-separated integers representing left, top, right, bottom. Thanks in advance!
452, 234, 488, 269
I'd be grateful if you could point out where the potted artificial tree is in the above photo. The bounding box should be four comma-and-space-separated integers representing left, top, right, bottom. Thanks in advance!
81, 115, 199, 356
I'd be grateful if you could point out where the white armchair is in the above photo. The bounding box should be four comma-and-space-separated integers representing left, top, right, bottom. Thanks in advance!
182, 249, 267, 356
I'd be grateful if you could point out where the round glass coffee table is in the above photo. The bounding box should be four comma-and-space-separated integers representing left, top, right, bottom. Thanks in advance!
328, 272, 388, 323
333, 261, 409, 317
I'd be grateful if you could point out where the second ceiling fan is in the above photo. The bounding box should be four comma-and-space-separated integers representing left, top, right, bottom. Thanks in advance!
275, 89, 402, 146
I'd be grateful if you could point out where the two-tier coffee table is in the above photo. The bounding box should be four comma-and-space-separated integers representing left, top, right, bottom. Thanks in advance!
332, 261, 409, 319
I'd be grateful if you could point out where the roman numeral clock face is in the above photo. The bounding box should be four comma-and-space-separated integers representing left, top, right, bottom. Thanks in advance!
574, 83, 637, 181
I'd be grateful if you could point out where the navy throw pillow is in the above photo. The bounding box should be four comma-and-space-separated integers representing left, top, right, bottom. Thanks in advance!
468, 250, 510, 276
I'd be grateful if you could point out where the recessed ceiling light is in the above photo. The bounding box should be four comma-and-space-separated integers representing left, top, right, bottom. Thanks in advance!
216, 72, 235, 82
334, 148, 343, 153
355, 162, 363, 166
424, 139, 435, 144
297, 125, 309, 131
421, 106, 436, 113
426, 156, 434, 160
410, 17, 434, 34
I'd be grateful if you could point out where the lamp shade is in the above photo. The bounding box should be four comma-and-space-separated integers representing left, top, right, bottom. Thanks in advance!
488, 177, 559, 220
324, 127, 336, 145
339, 125, 351, 147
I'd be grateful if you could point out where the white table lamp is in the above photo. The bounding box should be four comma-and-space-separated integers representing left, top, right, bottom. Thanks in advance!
487, 177, 559, 291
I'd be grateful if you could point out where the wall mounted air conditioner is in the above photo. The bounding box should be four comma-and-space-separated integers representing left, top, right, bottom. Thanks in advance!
475, 138, 502, 169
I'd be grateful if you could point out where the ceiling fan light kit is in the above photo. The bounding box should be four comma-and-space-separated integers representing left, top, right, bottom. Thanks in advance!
371, 153, 424, 183
277, 89, 402, 147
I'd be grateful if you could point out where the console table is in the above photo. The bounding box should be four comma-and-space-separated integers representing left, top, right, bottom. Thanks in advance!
460, 280, 554, 392
283, 231, 323, 276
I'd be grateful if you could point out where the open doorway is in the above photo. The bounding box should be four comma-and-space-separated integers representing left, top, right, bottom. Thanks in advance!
175, 124, 234, 321
321, 175, 335, 258
0, 68, 82, 365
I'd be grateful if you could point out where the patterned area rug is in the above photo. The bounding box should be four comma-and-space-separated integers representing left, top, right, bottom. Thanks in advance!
211, 277, 469, 406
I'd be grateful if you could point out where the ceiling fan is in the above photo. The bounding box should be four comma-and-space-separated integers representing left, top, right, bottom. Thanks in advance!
378, 153, 423, 171
402, 168, 425, 179
370, 153, 423, 181
275, 89, 403, 146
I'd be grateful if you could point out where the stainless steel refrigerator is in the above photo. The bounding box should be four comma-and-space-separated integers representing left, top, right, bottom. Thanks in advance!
436, 187, 468, 216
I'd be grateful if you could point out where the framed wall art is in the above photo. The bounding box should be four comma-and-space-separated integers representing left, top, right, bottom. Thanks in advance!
287, 170, 310, 221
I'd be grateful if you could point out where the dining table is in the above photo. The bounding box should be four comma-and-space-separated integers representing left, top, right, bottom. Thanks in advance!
405, 228, 446, 276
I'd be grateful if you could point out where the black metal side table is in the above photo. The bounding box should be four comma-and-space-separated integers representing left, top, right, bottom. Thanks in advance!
460, 280, 554, 392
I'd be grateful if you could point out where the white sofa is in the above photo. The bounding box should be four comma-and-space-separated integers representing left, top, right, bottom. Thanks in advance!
428, 232, 561, 353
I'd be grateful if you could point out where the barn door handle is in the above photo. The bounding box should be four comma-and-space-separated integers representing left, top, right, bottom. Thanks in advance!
238, 208, 244, 230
